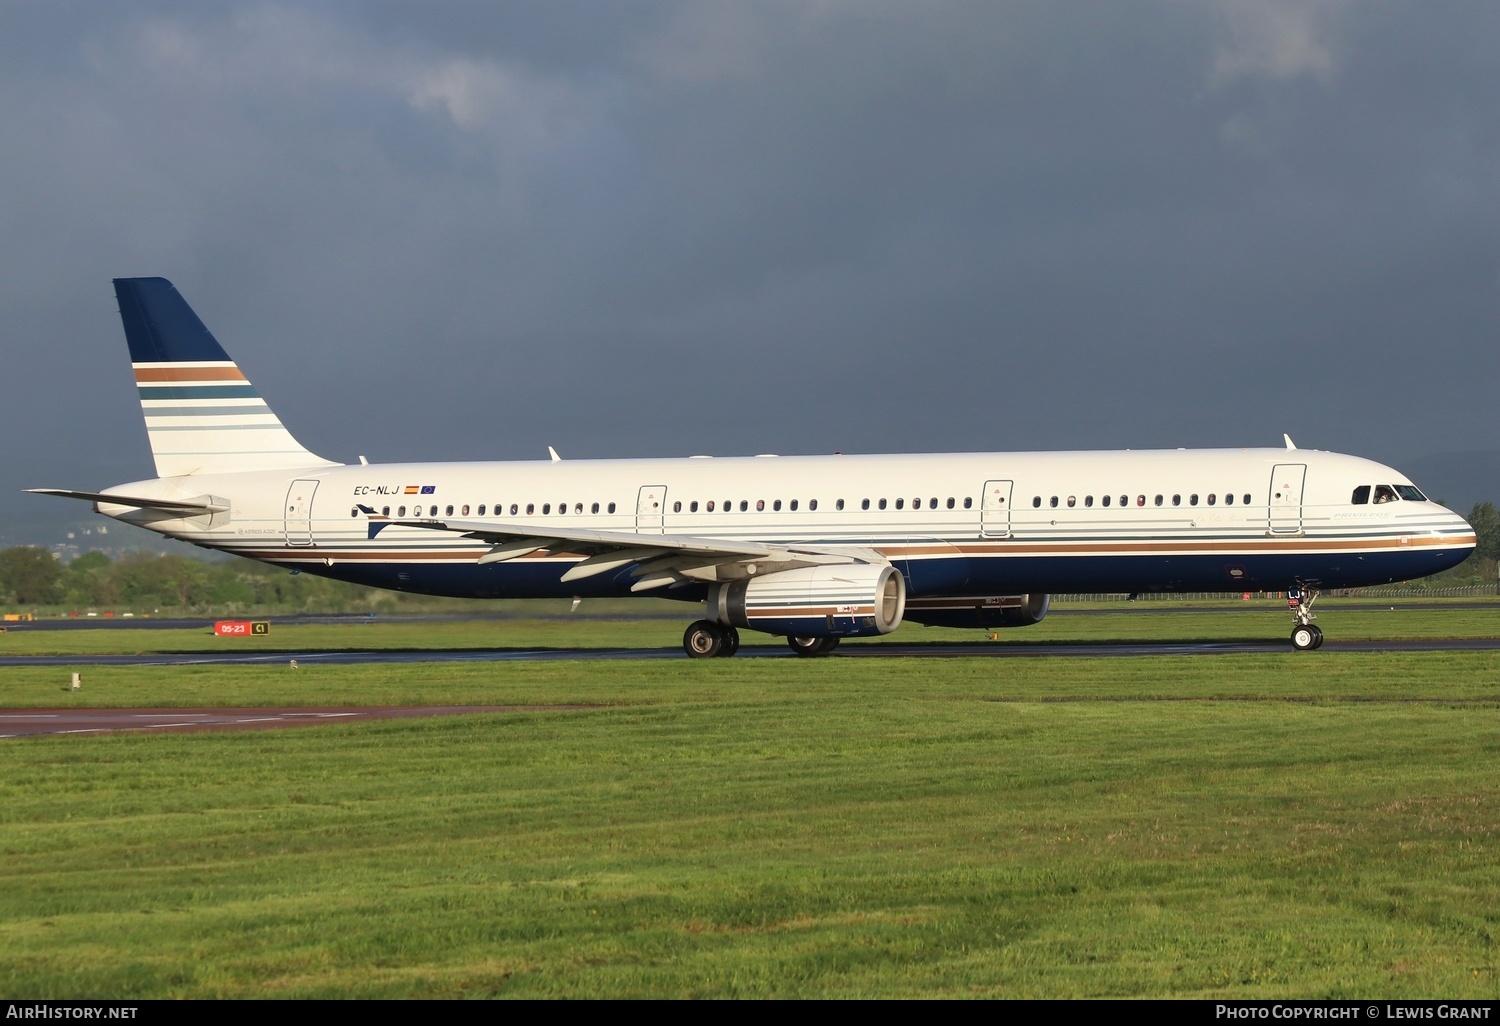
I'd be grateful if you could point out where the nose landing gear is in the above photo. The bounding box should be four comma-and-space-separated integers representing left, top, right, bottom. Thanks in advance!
1288, 587, 1323, 650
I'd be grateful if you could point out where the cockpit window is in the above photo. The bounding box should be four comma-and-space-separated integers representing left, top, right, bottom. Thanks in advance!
1396, 485, 1426, 502
1373, 485, 1398, 504
1351, 485, 1370, 505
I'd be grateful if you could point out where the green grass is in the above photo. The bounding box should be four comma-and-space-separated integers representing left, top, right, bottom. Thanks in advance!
4, 650, 1500, 996
4, 600, 1500, 656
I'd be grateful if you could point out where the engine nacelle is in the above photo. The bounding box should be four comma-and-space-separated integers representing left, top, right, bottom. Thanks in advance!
903, 593, 1051, 630
708, 563, 906, 638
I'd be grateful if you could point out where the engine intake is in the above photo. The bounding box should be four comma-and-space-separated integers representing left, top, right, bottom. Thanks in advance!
709, 563, 906, 638
903, 593, 1051, 629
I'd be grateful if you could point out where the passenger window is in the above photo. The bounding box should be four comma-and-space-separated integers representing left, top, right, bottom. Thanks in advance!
1172, 495, 1180, 506
836, 499, 845, 510
1067, 496, 1076, 508
1084, 496, 1093, 508
397, 505, 406, 517
558, 503, 566, 515
350, 507, 359, 518
724, 500, 732, 512
690, 501, 699, 512
382, 506, 390, 516
1049, 496, 1059, 508
896, 498, 905, 510
1207, 494, 1216, 506
707, 500, 715, 512
736, 500, 745, 512
576, 503, 583, 514
861, 499, 870, 510
430, 505, 439, 516
791, 499, 800, 511
1154, 495, 1163, 506
964, 497, 973, 509
1225, 493, 1233, 506
879, 499, 888, 510
591, 502, 600, 514
477, 505, 485, 516
608, 502, 616, 513
756, 500, 765, 511
1033, 496, 1042, 508
1242, 494, 1251, 505
810, 499, 818, 511
946, 497, 955, 509
673, 501, 682, 512
1136, 495, 1145, 507
1189, 494, 1198, 506
1120, 495, 1128, 507
543, 504, 551, 515
526, 503, 535, 515
773, 500, 781, 511
1102, 495, 1111, 507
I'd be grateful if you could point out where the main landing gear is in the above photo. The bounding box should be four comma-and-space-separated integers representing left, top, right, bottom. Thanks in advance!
1288, 587, 1323, 651
787, 635, 840, 657
683, 620, 740, 659
680, 621, 841, 658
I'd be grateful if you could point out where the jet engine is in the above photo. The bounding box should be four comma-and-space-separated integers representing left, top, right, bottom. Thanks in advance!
708, 563, 906, 638
903, 593, 1051, 629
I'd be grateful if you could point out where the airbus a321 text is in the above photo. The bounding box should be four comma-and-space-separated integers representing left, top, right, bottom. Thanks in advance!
31, 278, 1476, 656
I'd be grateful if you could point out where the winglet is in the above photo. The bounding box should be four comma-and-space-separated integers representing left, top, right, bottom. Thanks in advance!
548, 446, 562, 463
1283, 434, 1297, 450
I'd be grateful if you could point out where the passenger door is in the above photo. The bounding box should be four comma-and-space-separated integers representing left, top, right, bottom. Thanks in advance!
980, 479, 1013, 538
284, 479, 319, 547
1268, 464, 1306, 534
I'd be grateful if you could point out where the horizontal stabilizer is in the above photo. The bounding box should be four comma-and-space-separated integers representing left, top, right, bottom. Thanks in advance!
26, 488, 229, 514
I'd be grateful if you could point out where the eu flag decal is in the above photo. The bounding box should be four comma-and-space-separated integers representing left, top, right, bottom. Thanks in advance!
420, 485, 436, 494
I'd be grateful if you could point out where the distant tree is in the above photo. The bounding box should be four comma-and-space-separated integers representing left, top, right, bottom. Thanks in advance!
61, 551, 112, 608
1468, 502, 1500, 563
0, 547, 63, 605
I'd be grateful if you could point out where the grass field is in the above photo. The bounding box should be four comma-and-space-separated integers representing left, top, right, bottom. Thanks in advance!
3, 608, 1500, 997
5, 598, 1500, 658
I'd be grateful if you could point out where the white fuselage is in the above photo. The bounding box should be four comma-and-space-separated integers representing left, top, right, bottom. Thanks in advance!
97, 446, 1476, 604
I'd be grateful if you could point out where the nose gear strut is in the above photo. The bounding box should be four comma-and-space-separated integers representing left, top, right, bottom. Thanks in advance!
1288, 586, 1323, 650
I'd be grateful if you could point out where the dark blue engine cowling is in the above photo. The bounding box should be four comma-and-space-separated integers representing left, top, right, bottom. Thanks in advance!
903, 593, 1051, 629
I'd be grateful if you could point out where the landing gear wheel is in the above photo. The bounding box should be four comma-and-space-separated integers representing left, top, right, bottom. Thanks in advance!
716, 625, 740, 658
787, 635, 824, 657
684, 620, 724, 659
788, 635, 840, 657
1309, 625, 1324, 649
1291, 624, 1321, 651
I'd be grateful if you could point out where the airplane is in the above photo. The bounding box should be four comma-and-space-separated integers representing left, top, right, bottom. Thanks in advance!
30, 277, 1476, 657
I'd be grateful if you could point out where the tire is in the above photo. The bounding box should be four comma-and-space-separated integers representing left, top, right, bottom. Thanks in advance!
1309, 625, 1324, 650
684, 620, 723, 659
787, 635, 824, 657
816, 636, 841, 655
716, 625, 740, 658
1291, 625, 1317, 651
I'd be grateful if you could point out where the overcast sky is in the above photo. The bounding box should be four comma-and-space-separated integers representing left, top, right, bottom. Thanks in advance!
2, 1, 1496, 515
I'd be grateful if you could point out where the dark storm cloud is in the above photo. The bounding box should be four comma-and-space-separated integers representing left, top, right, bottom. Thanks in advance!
1, 1, 1496, 516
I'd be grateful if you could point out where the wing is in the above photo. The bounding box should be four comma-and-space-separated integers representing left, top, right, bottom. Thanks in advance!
363, 511, 887, 591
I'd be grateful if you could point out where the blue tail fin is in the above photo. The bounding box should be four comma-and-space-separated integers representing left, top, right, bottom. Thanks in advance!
115, 278, 337, 477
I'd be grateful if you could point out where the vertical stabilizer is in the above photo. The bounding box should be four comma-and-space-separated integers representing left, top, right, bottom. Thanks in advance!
114, 278, 339, 477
